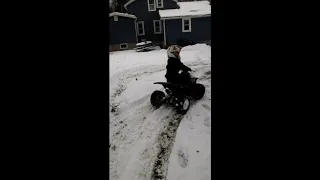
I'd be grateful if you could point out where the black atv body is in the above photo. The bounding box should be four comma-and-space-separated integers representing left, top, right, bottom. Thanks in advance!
150, 71, 205, 114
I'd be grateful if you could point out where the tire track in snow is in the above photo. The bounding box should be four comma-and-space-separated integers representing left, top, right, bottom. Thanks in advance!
150, 102, 199, 180
110, 65, 166, 115
110, 104, 176, 180
110, 95, 159, 141
151, 113, 184, 180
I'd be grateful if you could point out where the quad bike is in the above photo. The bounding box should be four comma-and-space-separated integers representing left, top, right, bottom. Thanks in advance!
150, 70, 205, 114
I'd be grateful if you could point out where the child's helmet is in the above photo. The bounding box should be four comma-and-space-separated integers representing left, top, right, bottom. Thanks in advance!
167, 45, 182, 59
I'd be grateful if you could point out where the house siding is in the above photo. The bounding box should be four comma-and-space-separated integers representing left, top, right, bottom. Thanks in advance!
126, 0, 178, 44
162, 0, 180, 9
109, 16, 137, 45
165, 17, 211, 45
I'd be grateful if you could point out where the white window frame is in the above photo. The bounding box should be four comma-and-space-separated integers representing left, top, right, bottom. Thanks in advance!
147, 0, 156, 12
156, 0, 163, 8
182, 18, 192, 32
136, 21, 145, 36
153, 20, 162, 34
113, 16, 118, 22
120, 43, 128, 49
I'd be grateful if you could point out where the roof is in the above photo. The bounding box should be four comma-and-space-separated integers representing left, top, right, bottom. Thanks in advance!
124, 0, 178, 9
159, 1, 211, 19
109, 12, 137, 19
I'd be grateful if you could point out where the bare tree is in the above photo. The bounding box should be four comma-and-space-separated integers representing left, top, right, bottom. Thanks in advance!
110, 0, 129, 13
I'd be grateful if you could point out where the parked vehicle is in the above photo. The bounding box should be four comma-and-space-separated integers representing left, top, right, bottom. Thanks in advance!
135, 41, 156, 52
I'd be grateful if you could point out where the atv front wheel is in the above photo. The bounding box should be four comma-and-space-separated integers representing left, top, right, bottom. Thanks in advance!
177, 97, 190, 114
191, 84, 205, 100
150, 90, 166, 108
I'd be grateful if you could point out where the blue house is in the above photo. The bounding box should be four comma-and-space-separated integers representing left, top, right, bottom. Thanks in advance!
109, 12, 138, 51
109, 0, 211, 51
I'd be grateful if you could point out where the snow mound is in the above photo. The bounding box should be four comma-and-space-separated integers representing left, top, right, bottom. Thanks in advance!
181, 44, 211, 51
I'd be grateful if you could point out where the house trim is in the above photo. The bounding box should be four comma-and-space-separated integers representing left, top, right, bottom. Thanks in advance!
156, 0, 164, 8
120, 43, 129, 49
147, 0, 157, 12
153, 20, 162, 34
160, 14, 211, 20
109, 12, 137, 19
134, 19, 138, 43
124, 0, 136, 9
182, 18, 191, 32
163, 19, 167, 46
136, 21, 145, 36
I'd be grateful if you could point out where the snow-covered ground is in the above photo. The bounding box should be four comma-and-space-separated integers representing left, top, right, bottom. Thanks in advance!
110, 44, 211, 180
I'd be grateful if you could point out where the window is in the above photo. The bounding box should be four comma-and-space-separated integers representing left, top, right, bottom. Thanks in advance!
148, 0, 156, 11
153, 20, 162, 34
120, 43, 128, 49
156, 0, 163, 8
136, 21, 145, 35
182, 18, 191, 32
113, 16, 118, 21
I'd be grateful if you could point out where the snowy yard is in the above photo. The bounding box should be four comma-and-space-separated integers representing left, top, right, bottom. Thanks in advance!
110, 44, 211, 180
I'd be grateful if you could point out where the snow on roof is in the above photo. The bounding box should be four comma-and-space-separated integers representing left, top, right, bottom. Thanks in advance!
124, 0, 177, 9
109, 12, 137, 19
136, 41, 152, 46
159, 1, 211, 19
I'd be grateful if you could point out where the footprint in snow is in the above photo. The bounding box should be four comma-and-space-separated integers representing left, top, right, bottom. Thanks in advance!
201, 103, 211, 111
185, 115, 194, 129
204, 116, 210, 127
178, 147, 188, 168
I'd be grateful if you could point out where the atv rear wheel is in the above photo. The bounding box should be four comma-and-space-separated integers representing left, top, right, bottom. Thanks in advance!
150, 90, 166, 108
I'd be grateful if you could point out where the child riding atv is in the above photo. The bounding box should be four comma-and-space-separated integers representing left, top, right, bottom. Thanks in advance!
165, 45, 192, 85
150, 45, 205, 113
